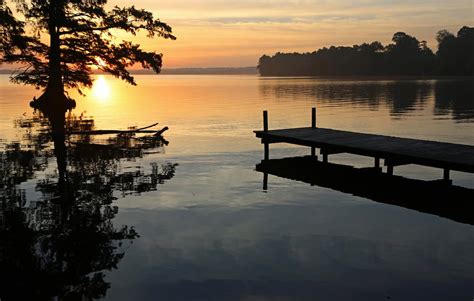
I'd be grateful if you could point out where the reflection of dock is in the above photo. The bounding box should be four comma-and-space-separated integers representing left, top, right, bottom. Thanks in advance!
256, 157, 474, 225
255, 108, 474, 181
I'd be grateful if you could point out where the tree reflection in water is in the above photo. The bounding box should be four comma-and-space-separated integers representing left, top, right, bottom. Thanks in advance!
259, 79, 474, 121
0, 111, 176, 300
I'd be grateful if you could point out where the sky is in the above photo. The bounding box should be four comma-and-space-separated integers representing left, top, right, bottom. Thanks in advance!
2, 0, 473, 69
108, 0, 473, 68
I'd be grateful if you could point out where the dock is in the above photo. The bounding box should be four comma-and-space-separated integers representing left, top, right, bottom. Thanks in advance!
255, 108, 474, 181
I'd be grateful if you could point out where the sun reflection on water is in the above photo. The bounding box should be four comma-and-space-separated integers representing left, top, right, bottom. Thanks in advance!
92, 75, 111, 101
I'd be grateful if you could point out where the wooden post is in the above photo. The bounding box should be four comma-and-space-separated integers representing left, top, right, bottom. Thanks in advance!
263, 172, 268, 190
323, 152, 328, 163
387, 165, 393, 175
374, 157, 380, 168
311, 107, 316, 158
264, 143, 269, 161
443, 168, 450, 181
263, 111, 268, 132
263, 110, 269, 160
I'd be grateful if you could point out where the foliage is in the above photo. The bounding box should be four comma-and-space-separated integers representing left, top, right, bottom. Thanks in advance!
436, 26, 474, 75
0, 0, 176, 94
258, 27, 473, 76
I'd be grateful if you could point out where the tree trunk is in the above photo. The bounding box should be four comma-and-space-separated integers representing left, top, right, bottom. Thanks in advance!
38, 28, 69, 111
32, 2, 71, 113
46, 29, 64, 98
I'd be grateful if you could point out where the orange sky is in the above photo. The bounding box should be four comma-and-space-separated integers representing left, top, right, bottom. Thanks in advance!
2, 0, 473, 68
108, 0, 473, 68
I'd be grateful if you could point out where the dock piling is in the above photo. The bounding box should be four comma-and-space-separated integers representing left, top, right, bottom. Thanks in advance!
375, 157, 380, 168
263, 110, 269, 160
387, 165, 394, 175
263, 172, 268, 190
263, 111, 268, 132
311, 107, 316, 128
311, 147, 316, 158
322, 152, 328, 163
443, 168, 450, 181
311, 108, 317, 158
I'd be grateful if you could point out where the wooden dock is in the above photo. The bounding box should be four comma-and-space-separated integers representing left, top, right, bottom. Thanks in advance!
255, 108, 474, 181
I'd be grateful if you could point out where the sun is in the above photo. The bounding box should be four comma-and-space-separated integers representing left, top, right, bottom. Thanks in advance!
92, 75, 111, 101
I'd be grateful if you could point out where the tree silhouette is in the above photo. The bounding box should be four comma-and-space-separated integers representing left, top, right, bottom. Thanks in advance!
385, 32, 435, 75
436, 26, 474, 75
258, 27, 474, 77
0, 0, 176, 111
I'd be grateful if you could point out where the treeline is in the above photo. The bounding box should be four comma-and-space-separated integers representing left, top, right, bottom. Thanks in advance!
258, 26, 474, 76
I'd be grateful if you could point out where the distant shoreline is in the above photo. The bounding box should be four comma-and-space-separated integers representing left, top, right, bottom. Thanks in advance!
160, 67, 258, 75
257, 75, 474, 80
1, 69, 472, 80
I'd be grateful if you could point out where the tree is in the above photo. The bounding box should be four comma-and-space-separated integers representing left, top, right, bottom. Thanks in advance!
0, 0, 176, 111
436, 29, 458, 75
257, 34, 436, 77
384, 32, 435, 75
456, 26, 474, 75
436, 27, 474, 75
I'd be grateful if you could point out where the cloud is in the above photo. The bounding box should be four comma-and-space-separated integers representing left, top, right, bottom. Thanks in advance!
108, 0, 474, 67
195, 14, 376, 25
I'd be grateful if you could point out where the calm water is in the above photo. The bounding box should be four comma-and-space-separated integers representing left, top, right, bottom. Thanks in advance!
1, 75, 473, 300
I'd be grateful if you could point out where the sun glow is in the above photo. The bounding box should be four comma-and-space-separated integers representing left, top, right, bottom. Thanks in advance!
92, 75, 111, 101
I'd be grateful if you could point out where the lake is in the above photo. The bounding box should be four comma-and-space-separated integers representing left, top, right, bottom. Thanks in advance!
1, 75, 473, 300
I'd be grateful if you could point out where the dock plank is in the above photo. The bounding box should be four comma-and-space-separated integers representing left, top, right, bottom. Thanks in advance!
255, 127, 474, 173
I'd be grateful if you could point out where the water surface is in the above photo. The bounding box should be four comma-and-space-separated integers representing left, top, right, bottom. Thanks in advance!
1, 75, 473, 300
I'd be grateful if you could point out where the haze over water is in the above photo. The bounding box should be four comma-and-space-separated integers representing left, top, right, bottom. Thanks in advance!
1, 75, 474, 300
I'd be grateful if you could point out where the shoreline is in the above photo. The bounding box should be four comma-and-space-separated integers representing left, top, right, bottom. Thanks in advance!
0, 71, 472, 80
257, 75, 474, 80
